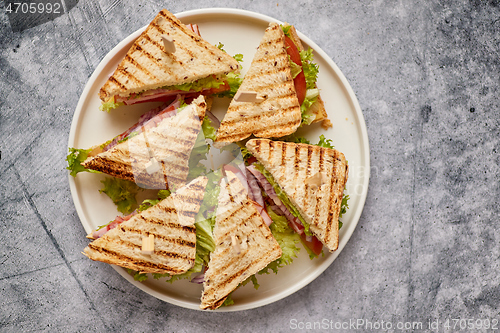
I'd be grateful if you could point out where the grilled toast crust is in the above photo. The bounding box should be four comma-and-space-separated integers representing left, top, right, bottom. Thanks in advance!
99, 9, 240, 101
246, 139, 348, 252
200, 172, 282, 310
83, 176, 208, 275
215, 22, 301, 144
82, 95, 206, 189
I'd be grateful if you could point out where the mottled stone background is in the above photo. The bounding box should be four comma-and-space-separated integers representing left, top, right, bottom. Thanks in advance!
1, 0, 499, 332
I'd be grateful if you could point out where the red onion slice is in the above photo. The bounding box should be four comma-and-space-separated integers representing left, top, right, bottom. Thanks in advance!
190, 272, 205, 284
246, 164, 304, 234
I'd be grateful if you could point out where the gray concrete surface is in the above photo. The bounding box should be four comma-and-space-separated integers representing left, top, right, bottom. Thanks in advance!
1, 0, 499, 332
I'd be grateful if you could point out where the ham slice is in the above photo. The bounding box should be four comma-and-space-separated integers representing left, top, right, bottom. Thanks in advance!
91, 210, 137, 239
246, 164, 304, 234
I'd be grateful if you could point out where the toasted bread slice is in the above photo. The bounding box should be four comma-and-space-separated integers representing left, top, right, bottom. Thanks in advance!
82, 95, 206, 189
283, 24, 328, 125
215, 22, 302, 144
83, 176, 208, 275
245, 139, 348, 252
200, 171, 282, 310
99, 9, 240, 102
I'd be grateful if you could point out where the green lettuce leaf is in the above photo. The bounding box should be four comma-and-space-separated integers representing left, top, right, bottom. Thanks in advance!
99, 96, 124, 112
221, 295, 235, 307
214, 43, 243, 98
240, 274, 260, 290
217, 72, 243, 98
281, 24, 292, 37
300, 88, 319, 125
253, 162, 312, 236
126, 269, 148, 282
137, 190, 170, 212
216, 42, 244, 64
66, 148, 101, 177
289, 56, 302, 79
187, 115, 219, 180
202, 116, 217, 141
300, 48, 319, 90
99, 178, 142, 215
259, 206, 301, 275
167, 76, 226, 92
316, 134, 335, 149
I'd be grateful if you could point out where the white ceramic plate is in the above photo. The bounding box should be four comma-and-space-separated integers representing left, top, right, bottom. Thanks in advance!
68, 8, 369, 311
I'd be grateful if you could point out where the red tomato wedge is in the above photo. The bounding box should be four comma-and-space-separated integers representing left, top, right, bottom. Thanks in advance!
284, 36, 307, 106
300, 233, 323, 256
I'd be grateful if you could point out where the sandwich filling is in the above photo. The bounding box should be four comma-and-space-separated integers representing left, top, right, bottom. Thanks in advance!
100, 75, 231, 112
281, 25, 320, 125
100, 24, 243, 112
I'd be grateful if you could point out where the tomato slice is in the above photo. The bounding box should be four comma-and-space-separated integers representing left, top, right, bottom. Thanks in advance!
288, 218, 304, 235
204, 81, 230, 95
300, 233, 323, 256
246, 156, 257, 164
284, 36, 307, 106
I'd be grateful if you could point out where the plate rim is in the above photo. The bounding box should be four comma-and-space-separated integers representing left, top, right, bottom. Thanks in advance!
67, 7, 370, 312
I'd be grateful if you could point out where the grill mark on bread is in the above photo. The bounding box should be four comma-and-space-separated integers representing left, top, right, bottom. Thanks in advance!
219, 104, 297, 123
324, 150, 335, 246
109, 76, 127, 91
139, 34, 178, 75
280, 142, 287, 183
218, 206, 259, 236
324, 152, 344, 248
242, 67, 291, 82
254, 139, 261, 154
158, 10, 184, 32
118, 225, 196, 248
124, 54, 157, 81
142, 34, 162, 53
138, 215, 197, 234
156, 11, 198, 59
117, 66, 144, 86
218, 211, 260, 246
174, 194, 204, 206
133, 44, 164, 71
208, 255, 270, 293
87, 243, 185, 274
294, 145, 301, 208
83, 157, 134, 181
216, 228, 257, 253
305, 145, 313, 206
155, 250, 193, 261
226, 177, 248, 201
312, 148, 326, 229
242, 81, 295, 94
227, 92, 297, 113
150, 19, 167, 36
253, 37, 285, 50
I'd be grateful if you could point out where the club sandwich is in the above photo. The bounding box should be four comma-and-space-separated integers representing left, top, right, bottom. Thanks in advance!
245, 138, 348, 252
199, 171, 282, 310
99, 9, 240, 112
83, 176, 208, 275
215, 22, 329, 144
77, 95, 207, 190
